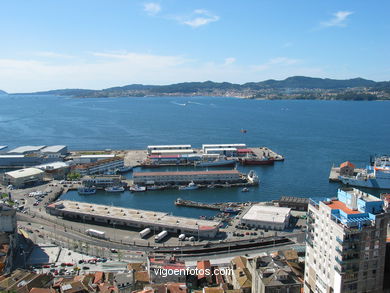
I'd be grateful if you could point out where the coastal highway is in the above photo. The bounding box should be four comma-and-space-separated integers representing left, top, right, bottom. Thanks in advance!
17, 211, 304, 261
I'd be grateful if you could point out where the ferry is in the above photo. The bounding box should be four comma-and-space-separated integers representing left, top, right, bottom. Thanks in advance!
78, 187, 96, 195
339, 156, 390, 189
179, 181, 199, 190
104, 186, 125, 192
195, 157, 236, 167
129, 185, 146, 192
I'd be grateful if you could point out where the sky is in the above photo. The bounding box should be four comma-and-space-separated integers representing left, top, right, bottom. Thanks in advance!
0, 0, 389, 92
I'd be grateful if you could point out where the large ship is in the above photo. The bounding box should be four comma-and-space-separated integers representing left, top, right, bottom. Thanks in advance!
239, 157, 275, 165
195, 156, 236, 167
339, 156, 390, 189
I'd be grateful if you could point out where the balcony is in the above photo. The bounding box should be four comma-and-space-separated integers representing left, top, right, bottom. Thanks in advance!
336, 236, 343, 244
335, 257, 343, 265
334, 265, 344, 274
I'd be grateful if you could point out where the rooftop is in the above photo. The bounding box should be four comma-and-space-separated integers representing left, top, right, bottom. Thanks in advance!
35, 161, 69, 170
48, 200, 220, 231
7, 145, 46, 153
147, 145, 192, 148
340, 161, 355, 168
40, 145, 67, 153
242, 205, 291, 224
133, 170, 240, 177
5, 167, 44, 179
326, 200, 360, 215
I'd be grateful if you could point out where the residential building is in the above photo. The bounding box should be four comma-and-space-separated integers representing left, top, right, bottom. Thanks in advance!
304, 188, 389, 292
229, 256, 252, 293
0, 204, 16, 233
248, 254, 302, 293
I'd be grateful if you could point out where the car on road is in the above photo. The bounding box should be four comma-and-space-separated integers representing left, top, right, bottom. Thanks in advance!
82, 266, 90, 270
110, 249, 118, 253
43, 265, 50, 268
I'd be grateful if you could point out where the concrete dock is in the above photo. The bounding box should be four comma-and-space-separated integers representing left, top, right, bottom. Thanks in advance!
119, 146, 284, 168
329, 166, 365, 182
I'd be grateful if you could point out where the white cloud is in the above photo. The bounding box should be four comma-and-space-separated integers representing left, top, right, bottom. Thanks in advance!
143, 2, 161, 16
34, 51, 74, 59
252, 57, 300, 71
0, 52, 326, 92
320, 11, 353, 27
224, 57, 236, 65
181, 9, 219, 28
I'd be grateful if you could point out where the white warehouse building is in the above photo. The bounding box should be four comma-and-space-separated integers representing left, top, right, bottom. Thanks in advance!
240, 205, 291, 231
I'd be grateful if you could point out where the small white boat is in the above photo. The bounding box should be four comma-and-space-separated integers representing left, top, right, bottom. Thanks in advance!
129, 185, 147, 192
78, 187, 96, 195
241, 187, 249, 192
179, 181, 199, 190
105, 186, 125, 192
147, 185, 166, 191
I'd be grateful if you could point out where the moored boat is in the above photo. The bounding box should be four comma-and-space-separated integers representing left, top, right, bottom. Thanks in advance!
339, 155, 390, 189
78, 187, 96, 195
129, 185, 147, 192
239, 157, 275, 165
220, 207, 241, 214
147, 185, 166, 191
195, 158, 236, 167
179, 181, 199, 190
104, 186, 125, 192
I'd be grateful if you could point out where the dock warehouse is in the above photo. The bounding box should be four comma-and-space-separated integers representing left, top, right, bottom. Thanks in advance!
240, 205, 291, 231
0, 155, 43, 167
147, 145, 192, 154
40, 145, 68, 158
72, 157, 124, 175
72, 154, 115, 164
133, 170, 244, 185
3, 168, 44, 188
202, 144, 246, 153
47, 200, 220, 238
7, 145, 46, 155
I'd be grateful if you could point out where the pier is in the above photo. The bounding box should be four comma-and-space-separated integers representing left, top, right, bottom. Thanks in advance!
174, 198, 256, 212
328, 166, 365, 182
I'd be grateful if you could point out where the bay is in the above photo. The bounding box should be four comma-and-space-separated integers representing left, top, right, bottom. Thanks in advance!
1, 95, 389, 217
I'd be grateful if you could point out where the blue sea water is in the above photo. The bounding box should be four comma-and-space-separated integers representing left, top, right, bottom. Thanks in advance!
1, 95, 389, 217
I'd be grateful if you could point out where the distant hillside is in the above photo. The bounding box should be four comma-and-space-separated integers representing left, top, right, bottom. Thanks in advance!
13, 88, 94, 96
0, 89, 7, 95
11, 76, 390, 100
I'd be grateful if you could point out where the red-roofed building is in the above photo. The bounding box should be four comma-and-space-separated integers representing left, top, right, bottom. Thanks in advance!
339, 161, 355, 176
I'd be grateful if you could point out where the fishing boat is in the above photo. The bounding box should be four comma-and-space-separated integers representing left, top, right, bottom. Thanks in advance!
105, 186, 125, 192
178, 181, 199, 190
78, 187, 96, 195
129, 185, 147, 192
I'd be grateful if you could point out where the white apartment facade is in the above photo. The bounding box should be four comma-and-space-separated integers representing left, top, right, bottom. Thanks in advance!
304, 188, 389, 293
